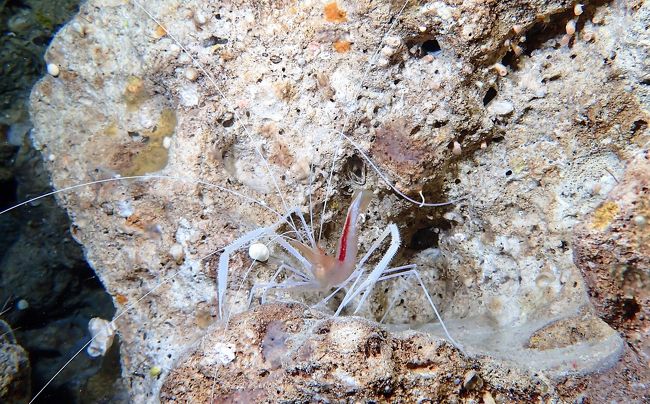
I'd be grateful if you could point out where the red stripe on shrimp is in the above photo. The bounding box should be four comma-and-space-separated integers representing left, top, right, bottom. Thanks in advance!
337, 213, 353, 262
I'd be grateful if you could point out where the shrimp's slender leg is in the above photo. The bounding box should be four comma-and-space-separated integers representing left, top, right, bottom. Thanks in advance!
335, 224, 401, 316
325, 224, 395, 314
292, 204, 317, 249
337, 264, 415, 317
375, 268, 462, 350
315, 282, 348, 309
218, 227, 270, 319
260, 280, 313, 304
378, 265, 417, 324
250, 278, 316, 307
219, 206, 316, 319
246, 263, 307, 308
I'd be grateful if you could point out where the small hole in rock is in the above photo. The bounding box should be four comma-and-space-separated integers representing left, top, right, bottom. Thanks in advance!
409, 218, 452, 250
631, 120, 647, 135
505, 170, 512, 176
483, 87, 498, 106
421, 39, 441, 55
501, 50, 517, 69
203, 36, 228, 47
622, 297, 641, 320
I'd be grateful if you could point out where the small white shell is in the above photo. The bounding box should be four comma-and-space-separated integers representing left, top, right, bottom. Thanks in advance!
46, 63, 60, 77
574, 4, 584, 16
169, 243, 184, 263
248, 243, 270, 262
193, 12, 207, 26
452, 141, 462, 156
87, 317, 116, 357
566, 20, 576, 36
185, 67, 198, 81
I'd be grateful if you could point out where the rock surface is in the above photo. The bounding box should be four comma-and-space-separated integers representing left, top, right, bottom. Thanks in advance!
574, 151, 649, 361
162, 302, 646, 403
27, 0, 650, 402
0, 320, 30, 404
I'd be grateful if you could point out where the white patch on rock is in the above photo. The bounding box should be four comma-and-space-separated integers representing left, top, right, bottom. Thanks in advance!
179, 83, 199, 107
87, 317, 116, 357
489, 100, 514, 116
116, 200, 134, 218
248, 81, 284, 121
201, 343, 236, 367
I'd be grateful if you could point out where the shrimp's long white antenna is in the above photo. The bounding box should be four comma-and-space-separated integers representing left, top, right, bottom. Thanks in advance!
130, 0, 304, 241
318, 0, 410, 243
308, 162, 316, 248
337, 131, 464, 207
0, 174, 286, 222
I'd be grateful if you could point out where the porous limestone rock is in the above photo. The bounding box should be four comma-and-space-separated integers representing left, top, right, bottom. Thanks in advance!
0, 320, 30, 404
574, 151, 649, 361
27, 0, 650, 401
161, 303, 646, 402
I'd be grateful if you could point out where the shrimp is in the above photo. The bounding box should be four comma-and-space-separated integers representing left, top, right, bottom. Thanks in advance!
218, 189, 460, 347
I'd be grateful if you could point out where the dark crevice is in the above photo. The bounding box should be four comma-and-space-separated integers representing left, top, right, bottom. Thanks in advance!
621, 297, 641, 321
408, 219, 452, 251
630, 120, 647, 136
502, 1, 615, 72
483, 87, 498, 106
0, 177, 18, 212
421, 39, 441, 55
405, 35, 442, 58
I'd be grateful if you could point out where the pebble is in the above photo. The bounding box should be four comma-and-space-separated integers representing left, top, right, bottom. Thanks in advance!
47, 63, 60, 77
249, 243, 270, 262
463, 370, 484, 391
452, 141, 462, 156
169, 244, 184, 264
185, 67, 199, 81
16, 299, 29, 310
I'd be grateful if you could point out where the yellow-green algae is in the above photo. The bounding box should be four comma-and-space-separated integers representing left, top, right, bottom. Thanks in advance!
592, 201, 619, 230
120, 109, 176, 176
124, 76, 147, 111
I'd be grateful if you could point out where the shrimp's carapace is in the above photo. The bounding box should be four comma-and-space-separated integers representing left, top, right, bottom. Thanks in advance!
290, 190, 372, 288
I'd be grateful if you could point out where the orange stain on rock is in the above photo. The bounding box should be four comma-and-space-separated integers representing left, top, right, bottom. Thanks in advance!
324, 2, 347, 23
154, 24, 167, 38
115, 294, 128, 305
333, 40, 351, 53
